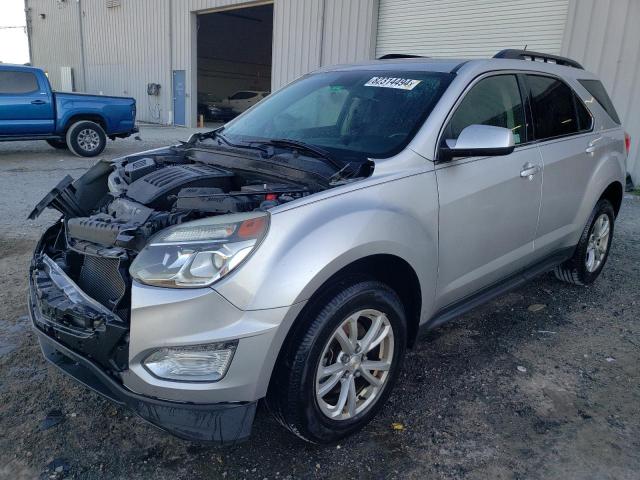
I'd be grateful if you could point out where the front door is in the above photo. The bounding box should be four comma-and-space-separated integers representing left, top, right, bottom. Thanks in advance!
172, 70, 186, 126
434, 74, 543, 309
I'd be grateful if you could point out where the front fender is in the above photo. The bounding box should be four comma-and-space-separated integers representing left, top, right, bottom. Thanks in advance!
213, 171, 439, 320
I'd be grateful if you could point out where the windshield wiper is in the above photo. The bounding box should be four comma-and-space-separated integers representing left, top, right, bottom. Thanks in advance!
191, 128, 269, 156
258, 138, 345, 170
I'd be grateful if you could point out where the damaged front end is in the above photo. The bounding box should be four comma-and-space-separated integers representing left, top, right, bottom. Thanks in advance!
28, 143, 355, 442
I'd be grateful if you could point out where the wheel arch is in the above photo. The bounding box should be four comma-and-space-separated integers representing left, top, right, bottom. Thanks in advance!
265, 253, 423, 410
599, 180, 623, 217
63, 114, 108, 134
276, 254, 423, 360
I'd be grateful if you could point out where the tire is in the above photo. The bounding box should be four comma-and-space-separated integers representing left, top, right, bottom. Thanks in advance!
65, 120, 106, 157
266, 280, 407, 443
554, 199, 615, 285
46, 139, 68, 150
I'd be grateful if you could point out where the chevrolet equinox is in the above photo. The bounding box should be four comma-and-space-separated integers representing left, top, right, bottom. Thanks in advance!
28, 50, 628, 444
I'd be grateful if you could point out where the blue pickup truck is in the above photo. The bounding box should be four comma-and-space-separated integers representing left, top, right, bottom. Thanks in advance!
0, 64, 137, 157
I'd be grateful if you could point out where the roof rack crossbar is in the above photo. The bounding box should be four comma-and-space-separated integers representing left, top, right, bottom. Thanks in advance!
493, 49, 584, 70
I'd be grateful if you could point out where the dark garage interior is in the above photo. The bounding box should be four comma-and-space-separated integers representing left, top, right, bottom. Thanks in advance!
197, 4, 273, 123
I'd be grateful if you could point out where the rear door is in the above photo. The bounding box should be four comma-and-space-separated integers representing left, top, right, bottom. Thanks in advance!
434, 73, 543, 309
524, 74, 596, 257
0, 69, 55, 136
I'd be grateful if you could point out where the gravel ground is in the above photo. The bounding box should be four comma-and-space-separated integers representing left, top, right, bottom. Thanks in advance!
1, 130, 639, 479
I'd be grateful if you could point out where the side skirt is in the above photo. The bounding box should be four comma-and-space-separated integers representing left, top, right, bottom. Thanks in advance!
420, 247, 574, 335
0, 135, 63, 142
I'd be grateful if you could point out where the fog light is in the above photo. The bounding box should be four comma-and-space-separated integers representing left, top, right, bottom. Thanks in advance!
143, 341, 238, 382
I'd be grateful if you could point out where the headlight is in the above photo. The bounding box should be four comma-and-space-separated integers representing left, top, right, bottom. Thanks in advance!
143, 341, 237, 382
130, 212, 268, 288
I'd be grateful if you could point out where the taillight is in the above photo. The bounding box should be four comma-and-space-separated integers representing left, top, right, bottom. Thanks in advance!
625, 132, 631, 155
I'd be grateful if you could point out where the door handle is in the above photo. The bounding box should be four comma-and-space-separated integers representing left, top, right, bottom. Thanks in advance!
31, 100, 46, 105
586, 136, 604, 155
520, 163, 540, 180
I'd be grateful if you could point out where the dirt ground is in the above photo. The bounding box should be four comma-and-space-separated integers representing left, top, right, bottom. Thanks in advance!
1, 129, 639, 480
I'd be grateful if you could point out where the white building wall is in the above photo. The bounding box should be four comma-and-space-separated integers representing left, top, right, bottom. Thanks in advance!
562, 0, 640, 184
376, 0, 570, 58
80, 0, 173, 125
24, 0, 85, 91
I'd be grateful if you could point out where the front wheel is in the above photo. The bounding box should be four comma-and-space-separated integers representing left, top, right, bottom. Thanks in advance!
267, 280, 407, 443
65, 120, 106, 157
555, 199, 615, 285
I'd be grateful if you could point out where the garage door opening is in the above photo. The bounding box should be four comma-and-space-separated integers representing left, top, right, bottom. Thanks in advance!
196, 4, 273, 127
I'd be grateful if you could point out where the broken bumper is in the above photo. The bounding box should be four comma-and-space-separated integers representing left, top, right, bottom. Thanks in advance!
28, 253, 256, 444
32, 327, 256, 444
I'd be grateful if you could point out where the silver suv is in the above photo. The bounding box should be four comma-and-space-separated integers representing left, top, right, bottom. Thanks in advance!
29, 50, 628, 444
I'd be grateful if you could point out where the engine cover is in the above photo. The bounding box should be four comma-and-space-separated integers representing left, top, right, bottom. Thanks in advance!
125, 164, 234, 209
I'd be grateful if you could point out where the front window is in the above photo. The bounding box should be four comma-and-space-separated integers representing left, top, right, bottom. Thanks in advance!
443, 74, 526, 146
222, 70, 453, 161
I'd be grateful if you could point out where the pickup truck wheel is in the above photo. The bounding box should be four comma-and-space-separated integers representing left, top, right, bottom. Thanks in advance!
267, 280, 407, 443
46, 139, 68, 150
554, 199, 615, 285
65, 121, 106, 157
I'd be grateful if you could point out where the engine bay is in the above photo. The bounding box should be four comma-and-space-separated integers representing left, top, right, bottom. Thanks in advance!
28, 143, 370, 322
30, 147, 322, 253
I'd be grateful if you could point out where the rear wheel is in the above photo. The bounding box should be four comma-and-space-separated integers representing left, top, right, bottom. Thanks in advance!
65, 120, 106, 157
267, 280, 407, 443
555, 199, 615, 285
46, 139, 68, 150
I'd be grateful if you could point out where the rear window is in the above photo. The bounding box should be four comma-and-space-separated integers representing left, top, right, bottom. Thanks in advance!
578, 79, 621, 124
527, 75, 591, 140
0, 70, 39, 94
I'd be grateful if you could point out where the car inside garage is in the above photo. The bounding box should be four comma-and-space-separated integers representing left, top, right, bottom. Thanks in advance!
196, 3, 273, 125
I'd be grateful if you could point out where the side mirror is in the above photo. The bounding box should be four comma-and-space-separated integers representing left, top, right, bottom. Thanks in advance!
439, 125, 515, 161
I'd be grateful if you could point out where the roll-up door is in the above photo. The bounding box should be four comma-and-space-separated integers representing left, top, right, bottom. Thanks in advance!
376, 0, 570, 59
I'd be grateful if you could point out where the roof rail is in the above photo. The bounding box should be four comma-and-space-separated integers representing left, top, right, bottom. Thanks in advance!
378, 54, 429, 60
493, 49, 584, 70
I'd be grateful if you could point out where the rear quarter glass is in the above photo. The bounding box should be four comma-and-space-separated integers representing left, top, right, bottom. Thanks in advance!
578, 79, 621, 124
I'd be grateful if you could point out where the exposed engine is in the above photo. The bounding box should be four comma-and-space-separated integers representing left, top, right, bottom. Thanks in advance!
28, 147, 328, 324
31, 149, 313, 253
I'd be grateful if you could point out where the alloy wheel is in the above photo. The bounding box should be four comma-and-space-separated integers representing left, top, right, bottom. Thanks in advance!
315, 309, 394, 421
77, 128, 101, 152
585, 213, 610, 272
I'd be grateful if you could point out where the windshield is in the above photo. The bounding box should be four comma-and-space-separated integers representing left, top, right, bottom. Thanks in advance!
222, 70, 453, 162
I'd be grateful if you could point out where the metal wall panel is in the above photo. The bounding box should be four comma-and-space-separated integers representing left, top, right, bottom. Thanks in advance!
376, 0, 570, 58
25, 0, 85, 91
321, 0, 379, 67
79, 0, 173, 124
562, 0, 640, 183
272, 0, 324, 89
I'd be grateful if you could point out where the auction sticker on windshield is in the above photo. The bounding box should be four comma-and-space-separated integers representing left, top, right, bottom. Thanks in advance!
364, 77, 422, 90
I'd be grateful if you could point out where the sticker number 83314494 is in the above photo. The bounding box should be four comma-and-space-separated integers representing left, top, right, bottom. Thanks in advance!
364, 77, 422, 90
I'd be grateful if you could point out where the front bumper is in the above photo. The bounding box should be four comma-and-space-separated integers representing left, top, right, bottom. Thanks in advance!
32, 325, 256, 443
29, 251, 304, 443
